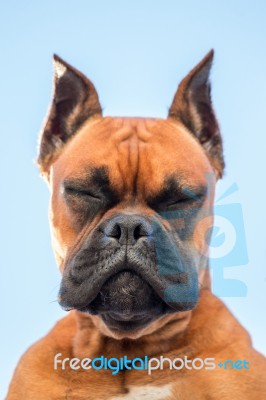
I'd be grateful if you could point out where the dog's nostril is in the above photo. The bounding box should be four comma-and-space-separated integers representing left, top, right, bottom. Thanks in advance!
133, 224, 146, 240
108, 223, 122, 239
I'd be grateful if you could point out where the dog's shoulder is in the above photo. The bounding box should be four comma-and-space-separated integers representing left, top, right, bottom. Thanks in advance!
6, 313, 76, 399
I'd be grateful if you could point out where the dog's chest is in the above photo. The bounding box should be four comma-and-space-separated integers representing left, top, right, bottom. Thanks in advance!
109, 384, 173, 400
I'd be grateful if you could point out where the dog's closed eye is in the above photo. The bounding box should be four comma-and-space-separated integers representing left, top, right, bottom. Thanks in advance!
64, 186, 102, 201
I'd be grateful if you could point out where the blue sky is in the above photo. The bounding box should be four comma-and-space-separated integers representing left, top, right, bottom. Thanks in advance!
1, 1, 266, 396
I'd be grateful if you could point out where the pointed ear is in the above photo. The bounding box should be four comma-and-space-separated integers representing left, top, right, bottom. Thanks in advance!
168, 50, 224, 178
37, 55, 102, 174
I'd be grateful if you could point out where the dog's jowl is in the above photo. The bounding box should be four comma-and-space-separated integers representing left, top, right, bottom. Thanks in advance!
7, 51, 266, 400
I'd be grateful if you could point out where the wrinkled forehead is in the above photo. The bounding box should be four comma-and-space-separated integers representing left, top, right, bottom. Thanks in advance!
51, 117, 215, 196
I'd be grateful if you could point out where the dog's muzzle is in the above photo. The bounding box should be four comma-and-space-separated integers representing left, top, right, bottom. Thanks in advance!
58, 214, 199, 330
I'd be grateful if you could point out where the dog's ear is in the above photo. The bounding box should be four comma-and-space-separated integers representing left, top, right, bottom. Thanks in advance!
37, 55, 102, 174
168, 50, 224, 178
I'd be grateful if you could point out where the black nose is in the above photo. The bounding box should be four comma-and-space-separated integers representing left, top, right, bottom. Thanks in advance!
103, 215, 152, 245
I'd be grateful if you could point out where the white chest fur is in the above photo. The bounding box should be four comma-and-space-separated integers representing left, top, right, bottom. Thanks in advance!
109, 384, 172, 400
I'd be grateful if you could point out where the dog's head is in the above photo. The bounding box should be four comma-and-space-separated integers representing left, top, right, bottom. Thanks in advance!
37, 50, 224, 339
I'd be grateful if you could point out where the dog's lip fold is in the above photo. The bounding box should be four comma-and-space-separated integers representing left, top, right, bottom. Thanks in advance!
58, 263, 197, 312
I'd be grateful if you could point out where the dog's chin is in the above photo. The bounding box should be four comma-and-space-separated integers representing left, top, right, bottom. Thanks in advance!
91, 307, 192, 340
79, 270, 176, 338
94, 314, 161, 340
100, 313, 154, 334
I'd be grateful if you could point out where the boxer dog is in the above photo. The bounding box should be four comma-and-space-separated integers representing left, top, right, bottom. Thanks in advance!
7, 50, 266, 399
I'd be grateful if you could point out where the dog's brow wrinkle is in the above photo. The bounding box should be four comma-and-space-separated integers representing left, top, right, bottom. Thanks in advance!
111, 119, 143, 195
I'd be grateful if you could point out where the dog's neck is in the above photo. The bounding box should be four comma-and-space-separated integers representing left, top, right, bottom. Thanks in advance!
71, 287, 238, 361
72, 309, 191, 359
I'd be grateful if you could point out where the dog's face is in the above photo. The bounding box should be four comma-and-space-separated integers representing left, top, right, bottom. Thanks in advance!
38, 51, 224, 339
